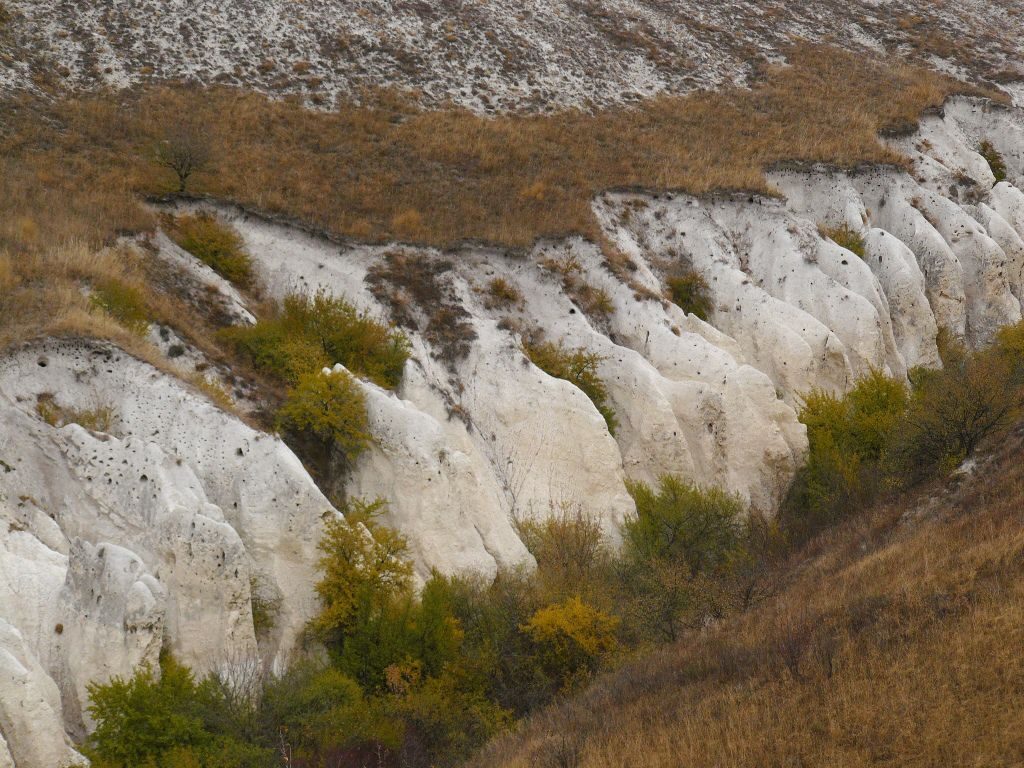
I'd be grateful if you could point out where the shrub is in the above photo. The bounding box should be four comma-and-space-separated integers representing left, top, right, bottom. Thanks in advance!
90, 278, 150, 334
820, 223, 867, 259
261, 663, 403, 761
524, 340, 617, 434
312, 498, 413, 644
166, 213, 254, 288
516, 505, 612, 606
896, 337, 1022, 481
625, 476, 744, 576
522, 597, 620, 690
223, 290, 409, 388
277, 369, 372, 462
784, 370, 908, 534
666, 270, 713, 321
85, 656, 271, 768
978, 139, 1007, 183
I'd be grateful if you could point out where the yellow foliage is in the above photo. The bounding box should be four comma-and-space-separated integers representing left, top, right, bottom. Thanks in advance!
522, 596, 619, 688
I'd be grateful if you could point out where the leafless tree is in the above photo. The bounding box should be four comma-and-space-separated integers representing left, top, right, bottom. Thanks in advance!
155, 124, 211, 195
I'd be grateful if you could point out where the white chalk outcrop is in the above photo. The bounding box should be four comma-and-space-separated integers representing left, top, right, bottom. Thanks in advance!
3, 95, 1024, 763
0, 340, 338, 753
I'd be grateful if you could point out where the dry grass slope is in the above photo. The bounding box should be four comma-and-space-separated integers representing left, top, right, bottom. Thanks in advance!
0, 46, 996, 259
470, 431, 1024, 767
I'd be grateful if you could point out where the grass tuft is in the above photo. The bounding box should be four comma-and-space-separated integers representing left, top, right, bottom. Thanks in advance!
819, 223, 867, 259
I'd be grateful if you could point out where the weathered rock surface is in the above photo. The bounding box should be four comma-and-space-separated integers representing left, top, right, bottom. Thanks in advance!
4, 96, 1024, 763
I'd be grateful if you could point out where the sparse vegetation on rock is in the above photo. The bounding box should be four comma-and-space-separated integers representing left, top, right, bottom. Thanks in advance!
979, 139, 1008, 183
164, 212, 254, 289
524, 340, 617, 435
820, 223, 867, 259
666, 269, 713, 320
223, 291, 409, 388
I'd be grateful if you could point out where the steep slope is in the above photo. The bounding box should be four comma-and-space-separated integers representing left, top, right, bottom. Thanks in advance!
2, 91, 1024, 764
467, 422, 1024, 768
0, 0, 1021, 109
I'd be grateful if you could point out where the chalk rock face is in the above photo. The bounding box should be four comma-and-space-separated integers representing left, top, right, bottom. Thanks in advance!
5, 96, 1024, 766
343, 364, 533, 580
213, 203, 806, 518
0, 619, 86, 768
51, 539, 166, 736
0, 338, 339, 758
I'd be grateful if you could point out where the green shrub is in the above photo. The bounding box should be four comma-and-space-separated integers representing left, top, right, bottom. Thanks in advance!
620, 476, 745, 642
820, 224, 867, 259
277, 369, 371, 462
166, 213, 254, 288
896, 334, 1022, 481
524, 340, 617, 434
666, 270, 713, 321
85, 656, 272, 768
979, 139, 1007, 183
784, 370, 908, 535
223, 290, 409, 388
625, 476, 744, 576
260, 663, 403, 760
91, 279, 150, 334
312, 498, 412, 640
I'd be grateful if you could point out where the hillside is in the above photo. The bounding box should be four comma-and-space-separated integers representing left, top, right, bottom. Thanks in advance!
469, 427, 1024, 768
2, 1, 1024, 765
1, 0, 1022, 109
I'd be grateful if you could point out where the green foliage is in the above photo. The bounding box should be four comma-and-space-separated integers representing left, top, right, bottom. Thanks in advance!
223, 290, 409, 388
276, 369, 371, 461
525, 340, 617, 434
390, 670, 513, 765
91, 278, 150, 334
625, 475, 744, 576
785, 370, 908, 535
620, 476, 745, 642
979, 139, 1008, 183
897, 333, 1023, 481
85, 656, 271, 768
167, 213, 254, 288
261, 663, 403, 760
522, 596, 620, 690
820, 223, 867, 259
312, 498, 413, 645
666, 270, 713, 321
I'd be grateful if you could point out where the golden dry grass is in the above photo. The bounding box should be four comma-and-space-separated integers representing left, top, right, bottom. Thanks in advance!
0, 45, 997, 260
468, 433, 1024, 767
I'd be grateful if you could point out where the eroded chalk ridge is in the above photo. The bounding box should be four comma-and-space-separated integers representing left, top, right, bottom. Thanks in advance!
2, 97, 1024, 764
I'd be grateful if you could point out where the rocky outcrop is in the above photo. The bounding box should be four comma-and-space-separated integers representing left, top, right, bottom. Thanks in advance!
3, 96, 1024, 764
